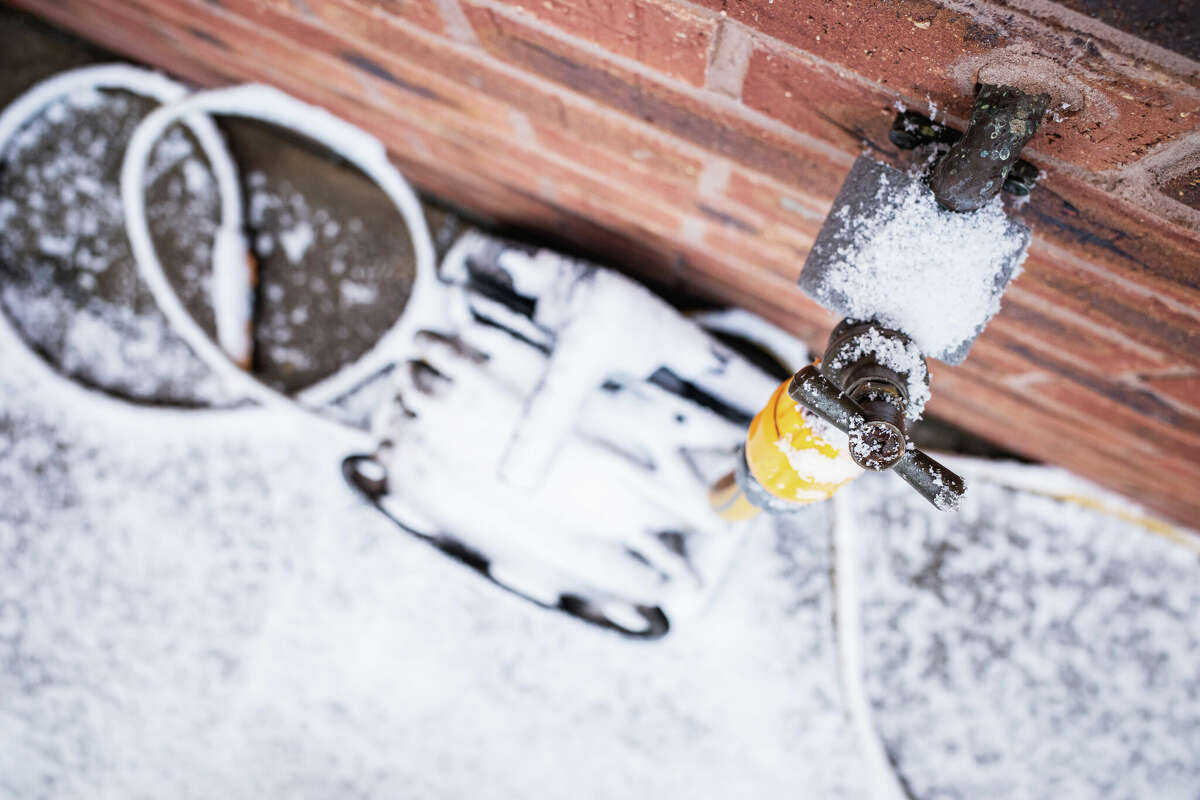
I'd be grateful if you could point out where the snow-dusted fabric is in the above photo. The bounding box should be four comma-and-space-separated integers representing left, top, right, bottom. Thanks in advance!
361, 232, 789, 625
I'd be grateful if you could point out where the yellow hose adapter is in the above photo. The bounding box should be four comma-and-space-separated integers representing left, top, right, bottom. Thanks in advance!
711, 372, 861, 520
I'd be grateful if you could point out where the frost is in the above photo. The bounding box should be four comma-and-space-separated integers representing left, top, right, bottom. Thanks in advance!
255, 230, 274, 255
774, 430, 861, 487
339, 280, 377, 305
182, 157, 211, 193
279, 222, 314, 264
811, 162, 1027, 360
853, 469, 1200, 798
36, 233, 74, 257
829, 326, 931, 419
0, 87, 228, 405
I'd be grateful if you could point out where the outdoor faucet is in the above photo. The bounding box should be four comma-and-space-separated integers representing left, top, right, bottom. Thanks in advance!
712, 84, 1052, 519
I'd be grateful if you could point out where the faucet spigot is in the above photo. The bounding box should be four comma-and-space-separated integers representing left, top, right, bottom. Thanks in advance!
788, 319, 966, 510
928, 83, 1050, 212
788, 363, 966, 511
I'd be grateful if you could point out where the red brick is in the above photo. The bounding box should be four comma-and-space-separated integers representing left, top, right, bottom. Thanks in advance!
936, 364, 1200, 484
958, 327, 1200, 458
974, 337, 1200, 456
957, 343, 1200, 456
8, 0, 238, 86
1032, 378, 1200, 461
726, 165, 834, 228
694, 0, 1005, 97
225, 0, 727, 207
311, 0, 447, 35
741, 43, 900, 158
988, 290, 1175, 375
678, 242, 838, 342
691, 0, 1200, 172
531, 119, 702, 206
364, 0, 448, 32
418, 124, 690, 237
1140, 373, 1200, 415
465, 2, 856, 182
1020, 172, 1200, 305
931, 367, 1200, 519
1159, 167, 1200, 211
1012, 254, 1200, 370
692, 212, 802, 282
488, 0, 718, 86
218, 0, 571, 125
959, 338, 1048, 381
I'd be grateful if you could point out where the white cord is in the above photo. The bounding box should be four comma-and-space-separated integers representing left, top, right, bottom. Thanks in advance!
0, 69, 436, 449
0, 64, 241, 243
833, 485, 910, 800
0, 64, 248, 421
120, 83, 438, 421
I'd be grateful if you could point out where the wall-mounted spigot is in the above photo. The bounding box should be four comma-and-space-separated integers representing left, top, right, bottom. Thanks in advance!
818, 320, 917, 472
725, 85, 1050, 519
888, 84, 1049, 206
928, 83, 1050, 211
709, 318, 967, 518
788, 322, 966, 511
789, 365, 966, 510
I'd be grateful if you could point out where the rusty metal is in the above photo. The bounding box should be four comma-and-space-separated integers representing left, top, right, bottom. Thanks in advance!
888, 105, 1042, 199
815, 321, 923, 471
787, 324, 966, 511
928, 83, 1050, 211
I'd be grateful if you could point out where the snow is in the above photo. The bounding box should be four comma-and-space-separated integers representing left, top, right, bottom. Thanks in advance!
278, 221, 314, 264
182, 157, 211, 194
1, 77, 1197, 800
3, 308, 1197, 798
0, 323, 870, 799
803, 157, 1029, 362
851, 470, 1200, 798
0, 87, 231, 406
339, 279, 377, 305
383, 233, 769, 614
774, 432, 861, 498
234, 170, 408, 396
829, 325, 931, 420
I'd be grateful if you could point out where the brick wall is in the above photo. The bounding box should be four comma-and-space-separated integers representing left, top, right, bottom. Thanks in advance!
7, 0, 1199, 525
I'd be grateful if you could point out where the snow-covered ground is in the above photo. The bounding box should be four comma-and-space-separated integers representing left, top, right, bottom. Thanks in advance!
1, 80, 1198, 800
2, 348, 1197, 798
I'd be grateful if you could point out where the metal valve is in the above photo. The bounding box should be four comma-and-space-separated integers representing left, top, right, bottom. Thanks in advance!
790, 320, 967, 511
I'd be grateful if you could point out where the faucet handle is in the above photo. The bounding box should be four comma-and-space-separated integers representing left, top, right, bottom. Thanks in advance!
788, 365, 965, 511
893, 448, 966, 512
